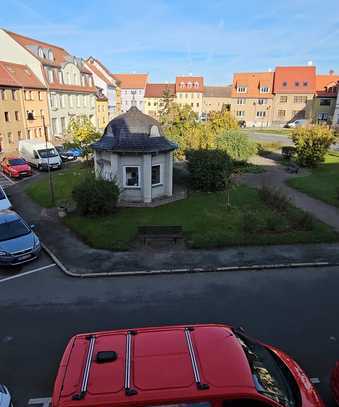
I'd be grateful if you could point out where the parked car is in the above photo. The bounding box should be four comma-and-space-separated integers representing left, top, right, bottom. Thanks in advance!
0, 210, 41, 266
55, 145, 81, 162
331, 361, 339, 404
18, 140, 62, 171
0, 384, 13, 407
285, 119, 307, 128
238, 120, 246, 128
1, 156, 32, 178
52, 324, 324, 407
0, 186, 11, 211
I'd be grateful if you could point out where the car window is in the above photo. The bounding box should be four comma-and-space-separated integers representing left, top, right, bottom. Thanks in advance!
0, 219, 30, 241
0, 188, 5, 200
38, 148, 58, 158
8, 158, 26, 166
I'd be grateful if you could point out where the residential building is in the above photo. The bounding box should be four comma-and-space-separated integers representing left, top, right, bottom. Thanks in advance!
203, 85, 232, 115
231, 72, 274, 127
312, 73, 339, 125
96, 87, 109, 130
112, 74, 148, 113
334, 91, 339, 130
144, 83, 176, 117
272, 66, 316, 126
0, 29, 97, 142
0, 60, 49, 154
175, 76, 204, 117
85, 57, 121, 119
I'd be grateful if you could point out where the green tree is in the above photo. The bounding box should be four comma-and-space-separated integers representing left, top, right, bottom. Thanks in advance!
215, 130, 257, 162
159, 87, 175, 116
291, 125, 335, 167
207, 110, 239, 137
66, 116, 100, 161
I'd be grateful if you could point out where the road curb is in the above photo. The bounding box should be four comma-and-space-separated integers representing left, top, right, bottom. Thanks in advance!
42, 243, 338, 278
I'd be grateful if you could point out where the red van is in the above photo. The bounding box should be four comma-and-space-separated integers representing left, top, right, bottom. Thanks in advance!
52, 324, 324, 407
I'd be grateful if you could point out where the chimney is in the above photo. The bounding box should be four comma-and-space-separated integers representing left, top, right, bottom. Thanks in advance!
307, 61, 313, 66
329, 69, 335, 75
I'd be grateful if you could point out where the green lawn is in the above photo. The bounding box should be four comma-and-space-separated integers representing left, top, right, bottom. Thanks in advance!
243, 128, 293, 136
26, 164, 338, 250
287, 153, 339, 207
26, 163, 91, 208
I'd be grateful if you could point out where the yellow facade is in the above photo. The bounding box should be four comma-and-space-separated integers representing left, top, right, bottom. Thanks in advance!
144, 97, 165, 118
0, 87, 23, 154
96, 98, 108, 130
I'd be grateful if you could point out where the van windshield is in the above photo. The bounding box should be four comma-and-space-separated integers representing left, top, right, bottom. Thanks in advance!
0, 219, 31, 242
235, 333, 301, 407
38, 148, 58, 158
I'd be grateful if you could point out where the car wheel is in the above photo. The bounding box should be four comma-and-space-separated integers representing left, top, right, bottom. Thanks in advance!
38, 164, 42, 171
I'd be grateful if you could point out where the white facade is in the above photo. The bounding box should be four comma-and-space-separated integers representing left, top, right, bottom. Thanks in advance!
334, 91, 339, 129
94, 150, 173, 204
121, 88, 145, 112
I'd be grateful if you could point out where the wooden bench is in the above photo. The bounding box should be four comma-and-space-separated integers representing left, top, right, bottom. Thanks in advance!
138, 225, 183, 245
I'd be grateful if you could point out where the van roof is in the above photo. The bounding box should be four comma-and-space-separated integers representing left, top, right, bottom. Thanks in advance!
53, 324, 256, 407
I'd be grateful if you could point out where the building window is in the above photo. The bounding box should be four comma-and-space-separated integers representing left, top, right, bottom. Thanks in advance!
0, 89, 4, 100
38, 128, 42, 137
180, 82, 185, 88
236, 111, 245, 117
48, 49, 54, 61
7, 132, 13, 144
124, 166, 140, 188
77, 95, 81, 107
27, 130, 31, 140
152, 164, 161, 186
303, 81, 308, 87
4, 112, 9, 122
148, 102, 151, 106
237, 98, 246, 105
196, 102, 199, 107
256, 111, 266, 117
11, 89, 17, 100
320, 98, 331, 106
18, 131, 23, 140
38, 47, 44, 58
237, 86, 247, 93
294, 96, 307, 103
187, 82, 192, 88
15, 111, 19, 121
278, 110, 286, 117
194, 81, 199, 88
47, 69, 53, 83
280, 96, 288, 103
260, 87, 269, 93
295, 81, 300, 87
60, 117, 66, 133
282, 81, 287, 87
318, 112, 329, 121
38, 91, 43, 101
52, 118, 58, 134
258, 99, 267, 105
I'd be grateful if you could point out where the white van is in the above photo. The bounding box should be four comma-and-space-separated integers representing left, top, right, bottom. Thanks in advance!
18, 140, 62, 170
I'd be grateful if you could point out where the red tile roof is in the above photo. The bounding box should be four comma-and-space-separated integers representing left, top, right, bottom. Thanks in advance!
85, 58, 116, 86
315, 74, 339, 97
175, 76, 204, 93
112, 73, 148, 89
144, 83, 176, 98
273, 66, 316, 94
0, 60, 45, 89
231, 72, 274, 98
204, 85, 232, 98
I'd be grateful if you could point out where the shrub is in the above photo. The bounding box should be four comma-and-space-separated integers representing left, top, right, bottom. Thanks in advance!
241, 211, 260, 234
290, 212, 314, 231
72, 175, 120, 215
265, 214, 282, 232
281, 146, 296, 160
186, 149, 232, 192
291, 125, 335, 167
258, 185, 290, 212
336, 187, 339, 202
216, 130, 257, 162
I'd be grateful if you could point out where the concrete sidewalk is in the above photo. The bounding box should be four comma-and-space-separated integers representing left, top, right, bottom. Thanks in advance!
7, 180, 339, 276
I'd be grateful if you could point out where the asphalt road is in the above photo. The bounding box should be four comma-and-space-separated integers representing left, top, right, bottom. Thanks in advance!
1, 264, 339, 406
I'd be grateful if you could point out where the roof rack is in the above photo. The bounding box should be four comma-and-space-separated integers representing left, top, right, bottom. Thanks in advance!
184, 327, 209, 390
72, 335, 96, 400
124, 330, 138, 396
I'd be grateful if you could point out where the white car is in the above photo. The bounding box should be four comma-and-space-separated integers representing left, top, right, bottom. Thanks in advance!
0, 384, 12, 407
0, 186, 11, 211
286, 119, 307, 128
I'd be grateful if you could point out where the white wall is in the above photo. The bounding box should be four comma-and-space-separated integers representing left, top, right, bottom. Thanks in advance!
0, 29, 46, 84
121, 88, 145, 112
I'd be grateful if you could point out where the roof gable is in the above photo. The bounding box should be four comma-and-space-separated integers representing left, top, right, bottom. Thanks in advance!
231, 72, 274, 98
112, 73, 148, 89
176, 76, 204, 93
273, 66, 316, 94
0, 60, 45, 88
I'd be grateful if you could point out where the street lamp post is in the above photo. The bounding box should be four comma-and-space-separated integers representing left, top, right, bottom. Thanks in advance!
27, 113, 55, 206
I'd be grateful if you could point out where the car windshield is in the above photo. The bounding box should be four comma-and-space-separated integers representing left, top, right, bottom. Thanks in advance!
0, 219, 31, 242
38, 148, 58, 158
235, 333, 300, 407
0, 189, 5, 200
8, 158, 26, 166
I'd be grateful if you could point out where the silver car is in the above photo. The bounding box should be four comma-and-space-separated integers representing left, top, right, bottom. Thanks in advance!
0, 210, 41, 266
0, 384, 12, 407
0, 186, 11, 211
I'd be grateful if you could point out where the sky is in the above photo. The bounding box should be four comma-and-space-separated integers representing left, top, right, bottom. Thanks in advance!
2, 0, 339, 85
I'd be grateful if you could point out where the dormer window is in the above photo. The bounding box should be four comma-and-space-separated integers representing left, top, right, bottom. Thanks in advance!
150, 125, 160, 137
303, 81, 308, 87
187, 82, 192, 88
295, 81, 300, 87
180, 82, 185, 88
48, 49, 54, 61
194, 82, 199, 88
282, 81, 288, 87
38, 47, 44, 58
260, 86, 269, 93
237, 86, 247, 93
